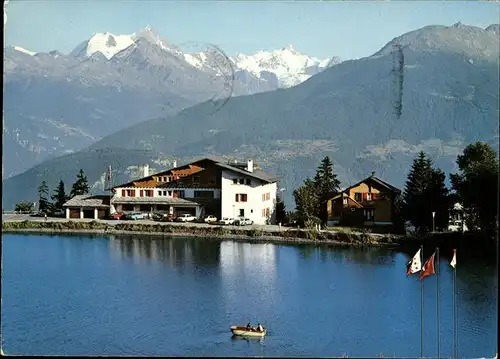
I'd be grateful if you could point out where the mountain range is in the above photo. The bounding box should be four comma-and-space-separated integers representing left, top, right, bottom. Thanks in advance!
2, 22, 499, 210
3, 26, 339, 178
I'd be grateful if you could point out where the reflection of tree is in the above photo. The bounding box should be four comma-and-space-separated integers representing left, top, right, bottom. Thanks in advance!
109, 235, 221, 269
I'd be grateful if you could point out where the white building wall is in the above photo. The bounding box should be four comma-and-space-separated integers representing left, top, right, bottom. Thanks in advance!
220, 170, 278, 225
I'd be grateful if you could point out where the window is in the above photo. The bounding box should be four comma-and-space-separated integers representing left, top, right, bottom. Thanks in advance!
239, 179, 245, 184
262, 209, 266, 217
265, 208, 270, 217
233, 179, 238, 184
262, 193, 265, 202
145, 190, 153, 197
140, 190, 144, 197
367, 193, 372, 201
193, 175, 200, 184
168, 191, 172, 196
354, 193, 362, 202
139, 204, 150, 212
195, 191, 214, 198
122, 189, 126, 197
364, 209, 375, 221
239, 209, 245, 217
343, 198, 348, 205
266, 192, 270, 201
240, 194, 248, 202
178, 190, 185, 199
235, 194, 239, 202
130, 190, 136, 197
246, 179, 251, 185
163, 191, 167, 196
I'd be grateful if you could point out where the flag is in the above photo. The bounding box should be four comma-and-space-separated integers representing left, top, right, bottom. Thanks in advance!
107, 165, 112, 181
420, 252, 436, 280
406, 249, 422, 276
450, 249, 456, 269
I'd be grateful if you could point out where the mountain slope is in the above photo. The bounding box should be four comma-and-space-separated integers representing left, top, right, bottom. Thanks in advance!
3, 23, 498, 209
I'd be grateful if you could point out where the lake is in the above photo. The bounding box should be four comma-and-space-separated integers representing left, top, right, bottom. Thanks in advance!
1, 233, 497, 357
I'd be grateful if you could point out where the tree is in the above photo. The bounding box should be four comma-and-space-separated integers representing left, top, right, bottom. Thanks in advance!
313, 156, 342, 224
450, 142, 499, 236
52, 180, 68, 210
293, 178, 321, 227
38, 181, 50, 212
70, 169, 90, 197
275, 194, 286, 224
402, 151, 450, 233
15, 201, 34, 213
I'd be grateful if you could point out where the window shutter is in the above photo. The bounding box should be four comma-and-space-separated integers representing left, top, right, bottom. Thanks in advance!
362, 193, 367, 201
372, 193, 377, 200
122, 189, 126, 197
140, 190, 143, 197
235, 194, 239, 202
131, 190, 136, 197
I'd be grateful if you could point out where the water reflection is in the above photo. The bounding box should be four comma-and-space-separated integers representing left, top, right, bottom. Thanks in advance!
108, 235, 221, 270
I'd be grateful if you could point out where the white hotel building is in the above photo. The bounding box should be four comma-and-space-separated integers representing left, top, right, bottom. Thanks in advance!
109, 156, 280, 225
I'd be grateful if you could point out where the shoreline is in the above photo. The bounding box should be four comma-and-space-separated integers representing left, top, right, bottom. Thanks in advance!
1, 220, 402, 247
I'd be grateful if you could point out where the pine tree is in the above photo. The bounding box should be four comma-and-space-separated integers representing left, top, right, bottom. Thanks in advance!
70, 169, 90, 198
402, 151, 449, 233
450, 142, 499, 235
38, 180, 50, 212
275, 194, 287, 225
52, 180, 67, 210
313, 156, 341, 223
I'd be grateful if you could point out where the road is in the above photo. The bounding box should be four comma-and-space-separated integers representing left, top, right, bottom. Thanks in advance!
1, 213, 291, 233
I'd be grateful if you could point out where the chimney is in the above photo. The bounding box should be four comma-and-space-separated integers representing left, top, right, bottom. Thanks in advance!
173, 160, 177, 168
143, 164, 149, 177
371, 171, 376, 177
247, 159, 254, 173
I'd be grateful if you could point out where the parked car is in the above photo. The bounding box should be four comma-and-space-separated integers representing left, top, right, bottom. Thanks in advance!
235, 217, 253, 226
152, 213, 164, 221
204, 215, 218, 223
110, 212, 125, 220
177, 214, 196, 222
219, 217, 235, 225
126, 212, 147, 220
52, 210, 65, 218
162, 214, 177, 222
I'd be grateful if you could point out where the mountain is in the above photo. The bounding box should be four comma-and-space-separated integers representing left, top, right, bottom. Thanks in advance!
3, 26, 338, 178
3, 23, 498, 210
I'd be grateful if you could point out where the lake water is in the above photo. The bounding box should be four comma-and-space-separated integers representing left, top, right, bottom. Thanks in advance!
1, 233, 497, 357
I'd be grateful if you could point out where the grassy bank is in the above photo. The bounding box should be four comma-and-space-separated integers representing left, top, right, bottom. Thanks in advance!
1, 220, 401, 246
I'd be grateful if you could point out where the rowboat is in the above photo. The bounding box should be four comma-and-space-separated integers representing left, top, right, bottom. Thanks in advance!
231, 325, 267, 337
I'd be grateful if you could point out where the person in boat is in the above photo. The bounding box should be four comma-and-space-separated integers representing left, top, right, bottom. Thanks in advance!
257, 323, 264, 332
246, 322, 252, 330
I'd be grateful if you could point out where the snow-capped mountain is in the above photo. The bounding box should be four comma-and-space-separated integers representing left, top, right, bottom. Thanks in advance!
66, 26, 340, 88
231, 45, 341, 88
13, 46, 36, 56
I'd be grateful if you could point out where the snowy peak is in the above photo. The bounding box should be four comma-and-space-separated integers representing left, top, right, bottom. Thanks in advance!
13, 46, 36, 56
231, 46, 340, 88
70, 32, 135, 59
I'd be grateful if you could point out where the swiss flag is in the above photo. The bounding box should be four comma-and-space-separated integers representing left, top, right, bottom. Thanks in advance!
419, 252, 436, 280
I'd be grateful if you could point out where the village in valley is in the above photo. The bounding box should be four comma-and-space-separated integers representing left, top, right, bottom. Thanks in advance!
11, 141, 498, 241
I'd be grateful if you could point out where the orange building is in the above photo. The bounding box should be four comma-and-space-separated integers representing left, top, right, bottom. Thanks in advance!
326, 172, 401, 227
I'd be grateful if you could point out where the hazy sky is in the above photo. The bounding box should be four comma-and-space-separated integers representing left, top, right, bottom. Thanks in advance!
4, 0, 500, 60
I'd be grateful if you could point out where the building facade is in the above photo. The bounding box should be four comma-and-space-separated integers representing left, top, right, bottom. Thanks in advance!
111, 157, 280, 225
326, 172, 401, 227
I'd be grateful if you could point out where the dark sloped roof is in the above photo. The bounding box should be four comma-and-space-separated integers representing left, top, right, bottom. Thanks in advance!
345, 175, 401, 194
63, 195, 111, 208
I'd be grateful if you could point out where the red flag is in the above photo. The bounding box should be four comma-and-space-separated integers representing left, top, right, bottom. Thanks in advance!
107, 165, 112, 181
419, 252, 436, 280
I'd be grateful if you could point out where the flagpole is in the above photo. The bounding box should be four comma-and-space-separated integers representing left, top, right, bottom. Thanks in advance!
454, 249, 457, 359
420, 244, 424, 359
436, 247, 440, 359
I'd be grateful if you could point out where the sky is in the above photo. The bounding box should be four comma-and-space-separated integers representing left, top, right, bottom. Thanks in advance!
4, 0, 500, 60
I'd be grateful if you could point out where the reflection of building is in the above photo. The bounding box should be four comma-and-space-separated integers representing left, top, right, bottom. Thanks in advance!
448, 202, 469, 232
112, 157, 280, 225
219, 241, 277, 279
